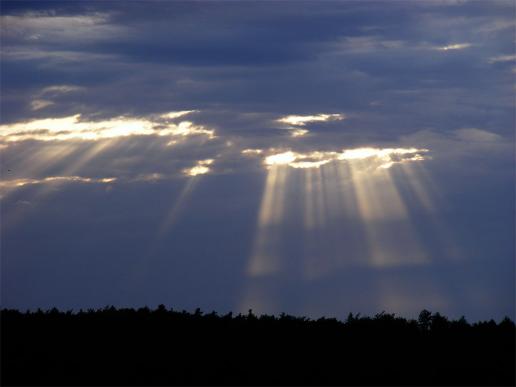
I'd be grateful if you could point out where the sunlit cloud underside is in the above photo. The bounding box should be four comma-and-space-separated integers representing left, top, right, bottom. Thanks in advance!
0, 111, 218, 200
435, 43, 472, 51
0, 111, 214, 142
277, 113, 345, 126
183, 159, 214, 177
0, 175, 115, 193
263, 147, 428, 170
1, 110, 436, 280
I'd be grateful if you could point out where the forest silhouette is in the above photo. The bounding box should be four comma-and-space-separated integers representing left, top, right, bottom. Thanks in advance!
1, 306, 514, 386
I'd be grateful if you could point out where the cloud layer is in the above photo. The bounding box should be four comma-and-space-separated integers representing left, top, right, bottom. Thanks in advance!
1, 1, 514, 321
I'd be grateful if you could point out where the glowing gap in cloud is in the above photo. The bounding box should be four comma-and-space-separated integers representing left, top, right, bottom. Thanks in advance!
246, 149, 433, 279
160, 110, 198, 120
242, 149, 264, 155
277, 113, 345, 126
435, 43, 471, 51
0, 175, 116, 197
290, 129, 309, 137
0, 113, 215, 142
183, 159, 214, 176
263, 147, 429, 170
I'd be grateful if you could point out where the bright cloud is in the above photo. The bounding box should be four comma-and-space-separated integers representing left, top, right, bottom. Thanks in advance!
488, 54, 516, 64
160, 110, 198, 120
435, 43, 472, 51
183, 159, 215, 176
264, 147, 429, 170
0, 175, 116, 197
277, 113, 345, 126
242, 149, 264, 156
0, 113, 215, 142
290, 129, 309, 137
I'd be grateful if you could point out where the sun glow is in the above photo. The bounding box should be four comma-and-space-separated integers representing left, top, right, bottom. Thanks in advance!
264, 151, 297, 166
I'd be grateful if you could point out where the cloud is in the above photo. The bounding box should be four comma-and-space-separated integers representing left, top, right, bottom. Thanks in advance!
333, 36, 407, 53
1, 1, 514, 321
1, 13, 122, 43
183, 159, 214, 177
0, 175, 116, 197
277, 113, 345, 126
30, 99, 54, 111
0, 112, 215, 142
241, 149, 263, 156
40, 85, 84, 95
488, 54, 516, 64
263, 147, 429, 170
454, 128, 503, 142
434, 43, 472, 51
399, 128, 512, 174
290, 129, 309, 137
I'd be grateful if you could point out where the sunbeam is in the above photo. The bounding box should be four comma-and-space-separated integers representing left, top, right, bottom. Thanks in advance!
247, 165, 289, 276
243, 146, 435, 310
157, 177, 200, 238
348, 162, 428, 267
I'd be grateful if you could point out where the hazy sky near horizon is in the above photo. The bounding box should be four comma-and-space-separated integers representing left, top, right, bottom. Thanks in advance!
1, 0, 514, 321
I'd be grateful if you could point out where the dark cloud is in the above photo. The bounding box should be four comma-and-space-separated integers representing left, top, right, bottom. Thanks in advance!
1, 0, 514, 321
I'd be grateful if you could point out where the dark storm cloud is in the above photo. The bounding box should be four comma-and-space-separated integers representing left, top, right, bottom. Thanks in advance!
2, 0, 514, 125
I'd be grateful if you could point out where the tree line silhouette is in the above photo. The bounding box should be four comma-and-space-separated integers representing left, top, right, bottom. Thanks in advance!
1, 306, 514, 385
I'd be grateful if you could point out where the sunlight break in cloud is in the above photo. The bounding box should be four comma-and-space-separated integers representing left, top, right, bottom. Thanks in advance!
241, 149, 264, 156
183, 159, 215, 177
0, 113, 215, 142
0, 175, 116, 197
160, 110, 198, 120
263, 147, 429, 170
277, 113, 345, 126
248, 145, 432, 279
290, 129, 309, 137
435, 43, 472, 51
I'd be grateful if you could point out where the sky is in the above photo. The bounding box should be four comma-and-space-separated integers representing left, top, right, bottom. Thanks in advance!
1, 0, 514, 322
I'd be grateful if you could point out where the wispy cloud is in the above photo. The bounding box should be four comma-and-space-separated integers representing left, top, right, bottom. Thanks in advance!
434, 43, 472, 51
30, 99, 54, 111
488, 54, 516, 64
0, 175, 116, 197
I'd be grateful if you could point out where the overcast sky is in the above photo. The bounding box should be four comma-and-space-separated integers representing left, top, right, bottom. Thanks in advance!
1, 0, 514, 321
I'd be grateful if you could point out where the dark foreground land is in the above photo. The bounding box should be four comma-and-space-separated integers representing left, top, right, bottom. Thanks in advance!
1, 307, 515, 386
